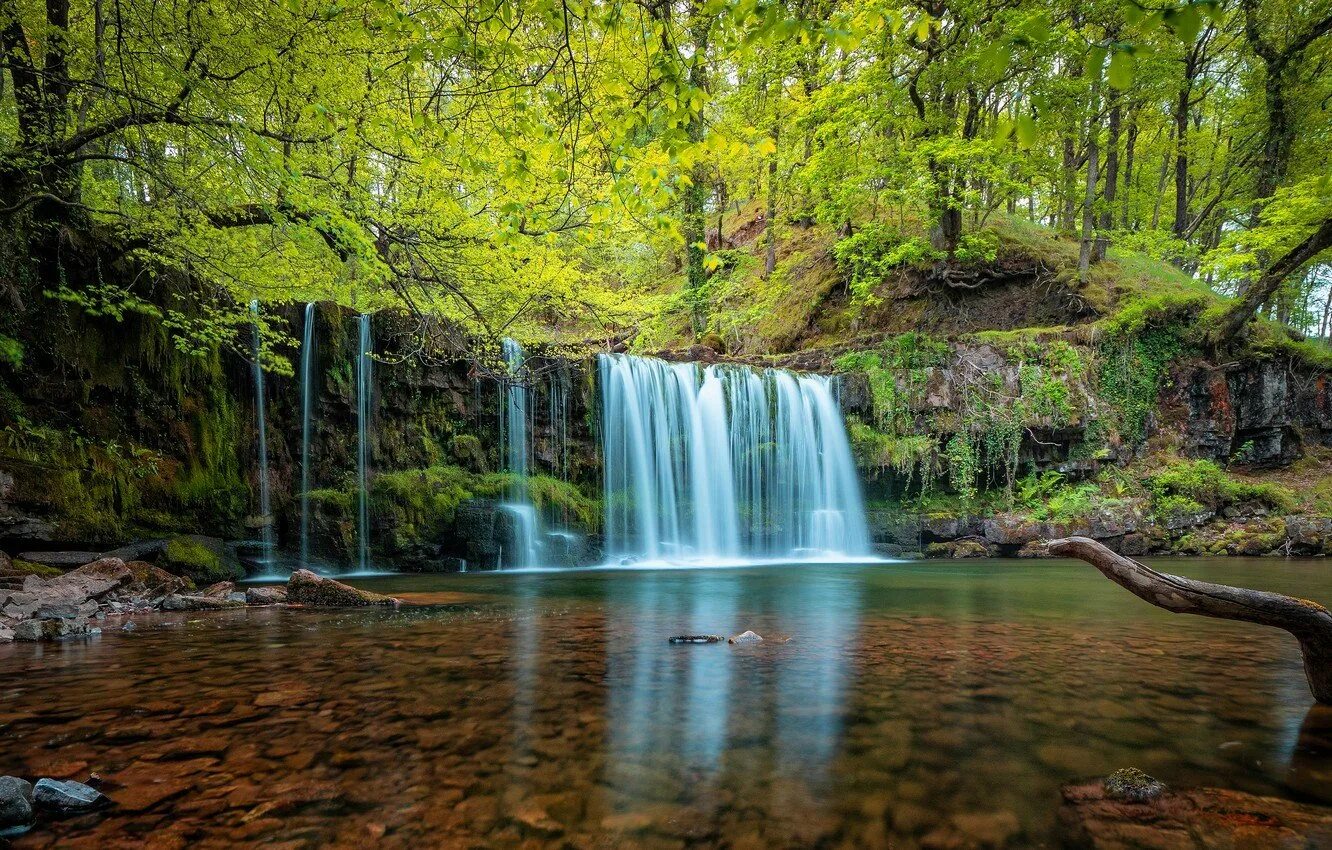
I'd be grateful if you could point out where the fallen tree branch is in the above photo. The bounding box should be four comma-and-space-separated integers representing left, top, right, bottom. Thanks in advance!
1047, 536, 1332, 703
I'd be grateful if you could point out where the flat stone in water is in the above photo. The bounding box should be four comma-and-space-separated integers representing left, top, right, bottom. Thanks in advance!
667, 635, 722, 644
32, 779, 108, 814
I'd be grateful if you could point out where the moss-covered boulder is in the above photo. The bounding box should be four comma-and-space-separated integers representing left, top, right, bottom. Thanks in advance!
162, 535, 243, 584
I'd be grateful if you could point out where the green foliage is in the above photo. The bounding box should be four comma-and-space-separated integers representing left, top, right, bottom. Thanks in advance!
367, 465, 600, 547
1097, 325, 1184, 445
163, 535, 242, 584
0, 335, 23, 366
1146, 459, 1295, 514
832, 225, 932, 304
944, 433, 978, 505
832, 226, 999, 305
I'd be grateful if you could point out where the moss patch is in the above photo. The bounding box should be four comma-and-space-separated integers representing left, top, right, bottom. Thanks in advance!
163, 534, 243, 583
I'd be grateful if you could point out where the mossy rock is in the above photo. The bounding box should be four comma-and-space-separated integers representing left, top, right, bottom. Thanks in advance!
162, 534, 243, 584
9, 558, 62, 578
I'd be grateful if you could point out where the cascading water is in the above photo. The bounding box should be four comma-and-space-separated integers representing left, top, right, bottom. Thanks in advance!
298, 302, 316, 568
355, 314, 373, 573
499, 338, 539, 568
249, 300, 275, 565
599, 354, 870, 564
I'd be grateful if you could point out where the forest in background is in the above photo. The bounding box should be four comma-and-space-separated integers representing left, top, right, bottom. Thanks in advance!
2, 0, 1332, 563
1, 0, 1331, 370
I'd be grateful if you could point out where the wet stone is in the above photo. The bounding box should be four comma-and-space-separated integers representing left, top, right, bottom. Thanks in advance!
32, 779, 108, 814
0, 777, 33, 831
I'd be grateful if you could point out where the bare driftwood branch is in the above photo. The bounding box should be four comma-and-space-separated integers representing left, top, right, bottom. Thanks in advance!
1048, 536, 1332, 703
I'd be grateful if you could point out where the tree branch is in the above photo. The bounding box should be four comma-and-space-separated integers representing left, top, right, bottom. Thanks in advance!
1048, 536, 1332, 703
1208, 216, 1332, 345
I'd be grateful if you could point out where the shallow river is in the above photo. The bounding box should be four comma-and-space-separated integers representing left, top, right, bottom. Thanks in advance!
2, 557, 1330, 849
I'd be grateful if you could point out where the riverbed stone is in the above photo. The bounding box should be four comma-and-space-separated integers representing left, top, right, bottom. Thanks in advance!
1103, 768, 1165, 803
32, 778, 108, 814
1059, 779, 1332, 849
1285, 515, 1332, 555
99, 539, 167, 563
729, 630, 763, 644
200, 581, 235, 599
245, 586, 286, 605
160, 594, 244, 611
38, 558, 133, 605
0, 777, 33, 829
926, 538, 993, 558
286, 569, 400, 607
13, 618, 94, 641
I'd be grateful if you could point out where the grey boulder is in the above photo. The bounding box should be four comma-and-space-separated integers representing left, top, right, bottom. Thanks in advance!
0, 776, 33, 830
32, 778, 107, 814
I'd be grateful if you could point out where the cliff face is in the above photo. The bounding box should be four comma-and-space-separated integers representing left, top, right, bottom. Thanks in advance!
834, 334, 1332, 559
1, 298, 1329, 568
0, 303, 601, 567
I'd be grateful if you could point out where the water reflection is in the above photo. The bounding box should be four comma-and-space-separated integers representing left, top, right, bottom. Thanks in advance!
2, 558, 1330, 849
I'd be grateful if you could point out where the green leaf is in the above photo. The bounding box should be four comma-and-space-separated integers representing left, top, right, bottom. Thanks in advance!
1165, 5, 1202, 43
1085, 44, 1108, 79
1015, 115, 1038, 149
1107, 49, 1134, 90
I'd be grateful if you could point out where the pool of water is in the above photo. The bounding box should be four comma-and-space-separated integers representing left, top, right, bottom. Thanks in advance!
2, 557, 1330, 848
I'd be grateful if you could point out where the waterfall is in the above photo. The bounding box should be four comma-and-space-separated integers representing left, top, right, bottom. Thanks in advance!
249, 300, 274, 564
299, 302, 316, 568
500, 339, 538, 568
355, 314, 373, 573
599, 354, 870, 564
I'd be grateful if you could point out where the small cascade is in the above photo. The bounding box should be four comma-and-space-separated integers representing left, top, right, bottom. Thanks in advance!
249, 300, 275, 566
298, 302, 316, 568
599, 354, 870, 564
355, 314, 373, 573
549, 366, 570, 486
499, 338, 539, 568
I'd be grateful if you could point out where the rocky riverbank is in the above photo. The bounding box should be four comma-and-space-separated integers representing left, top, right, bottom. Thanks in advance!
0, 555, 400, 644
872, 508, 1332, 560
1059, 770, 1332, 849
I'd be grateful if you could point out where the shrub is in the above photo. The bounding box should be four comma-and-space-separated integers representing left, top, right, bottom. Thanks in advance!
1146, 459, 1294, 514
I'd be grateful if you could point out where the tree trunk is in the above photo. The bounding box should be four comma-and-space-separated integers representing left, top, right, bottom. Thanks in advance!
1121, 110, 1137, 229
682, 0, 711, 336
1096, 96, 1120, 261
1048, 537, 1332, 704
1318, 284, 1332, 341
1061, 135, 1078, 232
1172, 83, 1190, 240
1078, 74, 1102, 283
764, 126, 778, 277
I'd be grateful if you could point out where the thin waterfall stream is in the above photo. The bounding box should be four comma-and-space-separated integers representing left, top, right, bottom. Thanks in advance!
248, 300, 275, 565
499, 338, 538, 568
355, 314, 373, 573
299, 302, 316, 569
599, 353, 869, 565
